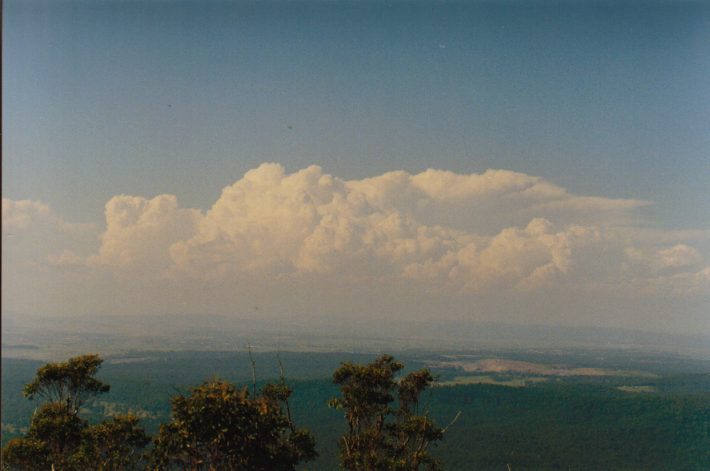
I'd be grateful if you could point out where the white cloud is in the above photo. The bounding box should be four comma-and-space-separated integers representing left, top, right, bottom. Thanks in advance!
3, 199, 53, 230
88, 194, 201, 274
2, 198, 98, 266
161, 164, 705, 296
657, 244, 702, 269
347, 167, 649, 234
3, 164, 708, 321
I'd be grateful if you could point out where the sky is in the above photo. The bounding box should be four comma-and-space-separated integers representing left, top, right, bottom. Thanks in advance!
3, 0, 710, 336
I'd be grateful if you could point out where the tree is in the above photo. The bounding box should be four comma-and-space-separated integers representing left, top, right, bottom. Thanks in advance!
2, 355, 149, 471
2, 409, 150, 471
2, 437, 51, 470
77, 414, 151, 470
150, 378, 317, 470
329, 354, 444, 471
22, 402, 86, 468
23, 354, 110, 414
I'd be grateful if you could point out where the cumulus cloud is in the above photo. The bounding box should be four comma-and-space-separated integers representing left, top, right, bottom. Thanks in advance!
3, 199, 54, 230
2, 198, 98, 267
142, 164, 706, 296
4, 165, 708, 302
88, 194, 201, 274
657, 244, 702, 269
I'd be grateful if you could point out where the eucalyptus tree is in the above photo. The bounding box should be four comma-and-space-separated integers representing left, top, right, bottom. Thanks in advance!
150, 378, 317, 470
2, 354, 149, 471
330, 354, 444, 471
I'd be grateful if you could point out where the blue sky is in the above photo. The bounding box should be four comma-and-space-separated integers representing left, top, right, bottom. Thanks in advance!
3, 1, 710, 333
5, 0, 709, 225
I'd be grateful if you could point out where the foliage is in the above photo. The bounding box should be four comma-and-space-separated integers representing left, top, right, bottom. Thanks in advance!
22, 354, 110, 413
150, 378, 317, 470
78, 414, 151, 470
2, 438, 51, 470
2, 355, 148, 471
329, 354, 443, 471
24, 402, 86, 468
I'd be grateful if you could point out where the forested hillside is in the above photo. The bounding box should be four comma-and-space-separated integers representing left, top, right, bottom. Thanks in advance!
2, 351, 709, 470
